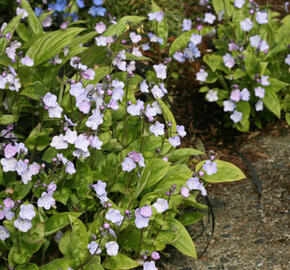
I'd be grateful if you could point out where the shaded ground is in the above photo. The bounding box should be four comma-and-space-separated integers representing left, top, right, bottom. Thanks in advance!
160, 122, 289, 269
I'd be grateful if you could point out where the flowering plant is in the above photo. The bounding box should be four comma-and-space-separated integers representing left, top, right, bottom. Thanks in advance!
169, 0, 290, 131
0, 1, 245, 269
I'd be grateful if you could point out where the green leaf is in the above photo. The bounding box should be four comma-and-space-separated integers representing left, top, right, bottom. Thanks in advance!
54, 188, 72, 205
235, 102, 250, 132
103, 254, 140, 269
83, 257, 104, 270
267, 78, 288, 92
75, 162, 93, 198
27, 27, 85, 65
156, 98, 176, 136
14, 182, 33, 200
168, 217, 197, 258
177, 212, 205, 226
84, 66, 111, 86
286, 113, 290, 125
0, 15, 22, 54
44, 212, 82, 236
212, 0, 234, 17
196, 160, 246, 183
0, 115, 17, 125
21, 0, 43, 36
16, 23, 31, 42
263, 87, 281, 118
21, 84, 46, 100
16, 264, 38, 270
168, 148, 204, 162
244, 51, 258, 77
39, 257, 72, 270
203, 54, 228, 73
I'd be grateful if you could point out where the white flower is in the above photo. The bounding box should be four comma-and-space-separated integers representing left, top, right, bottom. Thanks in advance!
132, 47, 143, 57
143, 261, 158, 270
127, 100, 144, 116
0, 158, 17, 172
48, 104, 63, 118
256, 11, 268, 24
241, 88, 250, 101
204, 13, 216, 24
206, 90, 218, 102
74, 134, 90, 152
43, 92, 57, 107
135, 208, 150, 228
230, 110, 243, 123
190, 34, 202, 45
255, 100, 264, 111
106, 241, 119, 256
151, 84, 166, 99
37, 192, 55, 210
122, 157, 136, 172
153, 198, 168, 213
259, 40, 269, 52
153, 64, 167, 80
177, 125, 186, 137
223, 100, 236, 112
254, 87, 265, 99
196, 69, 208, 82
240, 18, 253, 31
16, 7, 28, 19
130, 32, 142, 43
88, 241, 102, 255
285, 54, 290, 65
140, 80, 149, 93
169, 136, 181, 147
63, 129, 77, 144
261, 76, 270, 86
223, 53, 235, 68
51, 134, 68, 149
89, 135, 103, 149
95, 22, 106, 34
86, 109, 103, 131
234, 0, 245, 8
182, 19, 192, 31
0, 225, 10, 241
21, 56, 34, 66
92, 180, 107, 197
65, 161, 76, 175
95, 36, 107, 47
106, 209, 124, 226
149, 121, 165, 137
19, 204, 36, 220
250, 35, 261, 48
14, 218, 32, 232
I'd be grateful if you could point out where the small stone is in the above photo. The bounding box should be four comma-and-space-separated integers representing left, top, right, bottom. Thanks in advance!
220, 233, 230, 238
254, 239, 264, 244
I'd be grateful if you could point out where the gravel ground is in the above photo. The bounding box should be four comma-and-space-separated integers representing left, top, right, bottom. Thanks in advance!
162, 127, 290, 270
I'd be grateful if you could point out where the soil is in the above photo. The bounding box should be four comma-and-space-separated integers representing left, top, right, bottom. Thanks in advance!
158, 121, 290, 270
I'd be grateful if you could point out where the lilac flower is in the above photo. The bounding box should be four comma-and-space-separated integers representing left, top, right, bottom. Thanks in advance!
176, 125, 186, 137
204, 13, 216, 24
132, 47, 143, 57
89, 135, 103, 150
106, 241, 119, 256
0, 158, 17, 172
143, 261, 158, 270
4, 208, 14, 220
63, 129, 77, 144
135, 208, 150, 228
29, 162, 40, 175
88, 241, 102, 255
122, 157, 136, 172
86, 109, 103, 131
230, 110, 243, 123
19, 204, 36, 220
255, 100, 264, 111
241, 88, 250, 101
230, 89, 241, 102
285, 54, 290, 65
21, 56, 34, 67
261, 76, 270, 86
203, 160, 218, 175
181, 186, 190, 197
169, 136, 181, 147
42, 16, 52, 28
75, 134, 90, 152
48, 104, 63, 118
254, 87, 265, 99
256, 11, 268, 24
153, 198, 168, 213
151, 251, 160, 261
37, 192, 55, 210
196, 69, 208, 82
66, 161, 76, 175
260, 40, 269, 52
82, 69, 95, 80
223, 100, 236, 112
47, 182, 57, 194
186, 177, 207, 196
16, 7, 28, 19
190, 34, 202, 45
234, 0, 245, 8
140, 205, 152, 218
151, 84, 167, 99
127, 100, 144, 116
150, 121, 165, 137
4, 144, 17, 159
92, 180, 108, 203
206, 90, 218, 102
228, 42, 238, 51
95, 22, 106, 34
223, 53, 235, 68
95, 36, 108, 47
240, 18, 253, 31
14, 218, 32, 232
3, 198, 14, 209
51, 134, 68, 149
153, 64, 167, 80
182, 19, 192, 31
6, 41, 21, 61
106, 209, 124, 226
250, 35, 261, 48
93, 0, 103, 5
43, 92, 57, 107
0, 225, 10, 240
148, 11, 164, 22
89, 6, 106, 17
142, 43, 150, 51
173, 52, 185, 63
130, 32, 142, 43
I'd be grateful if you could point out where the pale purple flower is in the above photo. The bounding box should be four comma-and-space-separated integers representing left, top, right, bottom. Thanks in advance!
135, 208, 150, 228
92, 180, 107, 198
190, 34, 202, 45
169, 136, 181, 147
42, 16, 52, 27
260, 40, 269, 52
47, 182, 57, 194
240, 18, 253, 31
153, 198, 168, 213
186, 177, 200, 190
230, 110, 243, 123
206, 90, 218, 102
107, 99, 119, 111
151, 84, 167, 99
19, 204, 36, 220
95, 36, 107, 46
21, 56, 34, 67
16, 7, 28, 19
223, 100, 236, 112
148, 11, 164, 22
173, 51, 185, 63
37, 192, 55, 210
130, 32, 142, 43
182, 19, 192, 31
95, 22, 106, 34
4, 144, 17, 159
241, 88, 250, 101
127, 100, 144, 116
153, 64, 167, 80
142, 43, 150, 51
70, 82, 84, 97
3, 198, 14, 209
151, 251, 160, 260
180, 186, 190, 197
204, 13, 216, 24
132, 47, 143, 57
29, 162, 40, 175
140, 205, 152, 218
261, 76, 270, 86
223, 53, 235, 68
14, 218, 32, 232
82, 69, 95, 80
122, 157, 136, 172
106, 209, 124, 226
196, 69, 208, 82
230, 89, 241, 102
256, 11, 268, 24
16, 159, 27, 175
75, 134, 90, 152
234, 0, 245, 8
4, 208, 14, 220
66, 161, 76, 175
228, 42, 238, 51
89, 135, 103, 149
285, 54, 290, 65
0, 225, 10, 240
106, 241, 119, 256
254, 87, 265, 99
86, 109, 103, 130
143, 261, 158, 270
0, 158, 17, 172
176, 125, 186, 137
150, 121, 165, 137
51, 134, 68, 149
43, 92, 57, 107
250, 35, 261, 48
255, 100, 264, 111
88, 241, 102, 255
140, 80, 149, 93
63, 129, 77, 144
128, 151, 145, 167
203, 160, 218, 175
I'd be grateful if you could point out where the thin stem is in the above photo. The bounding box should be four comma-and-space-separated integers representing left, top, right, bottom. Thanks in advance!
139, 116, 145, 153
136, 228, 144, 257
